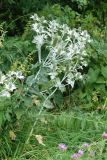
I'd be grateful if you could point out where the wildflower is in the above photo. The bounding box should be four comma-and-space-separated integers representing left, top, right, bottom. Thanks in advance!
0, 74, 6, 84
48, 72, 57, 80
102, 132, 107, 139
67, 79, 75, 88
55, 79, 65, 92
30, 14, 39, 21
7, 71, 16, 77
78, 150, 84, 156
32, 35, 45, 48
58, 143, 67, 151
82, 143, 89, 148
15, 71, 24, 80
71, 150, 84, 159
5, 82, 16, 92
0, 90, 10, 97
32, 23, 39, 31
71, 153, 80, 159
49, 20, 59, 32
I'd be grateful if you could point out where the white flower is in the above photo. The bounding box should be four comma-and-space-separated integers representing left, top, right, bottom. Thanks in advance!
0, 90, 11, 97
15, 71, 24, 80
48, 20, 59, 32
32, 35, 45, 48
7, 71, 16, 77
32, 23, 38, 31
48, 72, 57, 80
66, 73, 75, 88
5, 82, 16, 92
0, 74, 6, 84
7, 71, 24, 80
30, 14, 39, 21
67, 79, 75, 88
55, 78, 65, 92
75, 72, 83, 80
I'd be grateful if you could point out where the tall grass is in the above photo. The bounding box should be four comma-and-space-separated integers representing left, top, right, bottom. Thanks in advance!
1, 111, 107, 159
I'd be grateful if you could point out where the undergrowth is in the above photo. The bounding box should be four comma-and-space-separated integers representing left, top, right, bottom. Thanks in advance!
1, 111, 107, 159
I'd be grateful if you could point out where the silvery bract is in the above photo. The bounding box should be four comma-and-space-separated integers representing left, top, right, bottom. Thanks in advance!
31, 14, 91, 92
0, 72, 6, 84
5, 82, 16, 92
0, 71, 24, 97
0, 90, 11, 97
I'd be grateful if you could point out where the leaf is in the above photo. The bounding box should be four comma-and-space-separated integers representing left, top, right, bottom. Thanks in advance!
101, 66, 107, 79
43, 99, 54, 109
96, 76, 106, 84
9, 130, 16, 141
0, 112, 3, 127
16, 109, 23, 120
87, 68, 100, 83
53, 91, 63, 106
35, 135, 45, 146
23, 97, 33, 107
26, 75, 35, 86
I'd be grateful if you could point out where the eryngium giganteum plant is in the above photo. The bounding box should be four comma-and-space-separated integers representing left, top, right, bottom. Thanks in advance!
31, 14, 91, 92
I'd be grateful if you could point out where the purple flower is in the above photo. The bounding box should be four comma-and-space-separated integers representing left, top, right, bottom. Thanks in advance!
102, 133, 107, 139
78, 150, 84, 155
71, 153, 80, 159
58, 143, 67, 151
82, 143, 89, 148
71, 150, 84, 159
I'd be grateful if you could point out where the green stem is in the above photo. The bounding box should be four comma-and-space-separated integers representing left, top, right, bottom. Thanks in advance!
25, 88, 57, 145
38, 47, 41, 64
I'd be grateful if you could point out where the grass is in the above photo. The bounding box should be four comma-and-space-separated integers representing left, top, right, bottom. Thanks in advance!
1, 110, 107, 160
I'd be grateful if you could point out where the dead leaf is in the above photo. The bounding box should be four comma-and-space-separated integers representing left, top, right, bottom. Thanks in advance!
35, 135, 45, 146
40, 117, 47, 124
32, 95, 40, 105
9, 130, 16, 141
33, 99, 40, 105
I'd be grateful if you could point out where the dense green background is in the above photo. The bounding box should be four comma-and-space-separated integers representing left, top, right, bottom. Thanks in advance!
0, 0, 107, 159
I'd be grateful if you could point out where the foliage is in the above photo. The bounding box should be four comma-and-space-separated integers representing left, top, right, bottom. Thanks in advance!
0, 0, 106, 35
0, 0, 51, 35
40, 4, 103, 38
0, 0, 107, 159
0, 37, 36, 73
0, 71, 24, 127
71, 33, 107, 110
1, 111, 107, 159
25, 14, 91, 112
